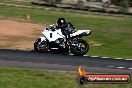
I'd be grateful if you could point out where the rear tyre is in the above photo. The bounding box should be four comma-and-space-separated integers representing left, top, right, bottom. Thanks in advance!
71, 39, 89, 56
34, 38, 49, 52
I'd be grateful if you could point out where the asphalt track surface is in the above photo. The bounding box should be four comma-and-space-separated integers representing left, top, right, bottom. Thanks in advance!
0, 49, 132, 74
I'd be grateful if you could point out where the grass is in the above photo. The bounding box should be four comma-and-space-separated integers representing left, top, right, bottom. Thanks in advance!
0, 0, 32, 6
0, 6, 132, 59
0, 67, 131, 88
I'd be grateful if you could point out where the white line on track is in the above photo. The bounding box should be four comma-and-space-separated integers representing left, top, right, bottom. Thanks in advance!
91, 56, 100, 58
128, 68, 132, 70
116, 67, 125, 69
83, 55, 88, 56
101, 57, 110, 58
70, 54, 132, 61
114, 58, 123, 60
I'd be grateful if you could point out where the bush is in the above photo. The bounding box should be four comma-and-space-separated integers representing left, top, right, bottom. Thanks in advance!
120, 0, 129, 8
111, 0, 131, 7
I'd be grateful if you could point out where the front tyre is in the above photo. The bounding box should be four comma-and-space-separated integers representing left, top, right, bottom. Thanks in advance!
71, 39, 89, 56
34, 38, 49, 52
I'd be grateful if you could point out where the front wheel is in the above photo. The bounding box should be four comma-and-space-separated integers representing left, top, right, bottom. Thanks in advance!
71, 39, 89, 56
34, 38, 49, 52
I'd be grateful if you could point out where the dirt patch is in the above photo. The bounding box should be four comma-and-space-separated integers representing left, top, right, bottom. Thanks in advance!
0, 20, 45, 50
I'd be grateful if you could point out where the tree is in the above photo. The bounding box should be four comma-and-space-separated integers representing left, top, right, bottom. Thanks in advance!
120, 0, 129, 8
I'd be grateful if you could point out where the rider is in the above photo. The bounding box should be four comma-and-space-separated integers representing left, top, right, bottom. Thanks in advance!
57, 18, 76, 37
56, 18, 75, 45
56, 18, 69, 39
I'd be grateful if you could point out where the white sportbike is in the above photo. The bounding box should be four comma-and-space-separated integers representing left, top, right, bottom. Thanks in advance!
34, 22, 91, 56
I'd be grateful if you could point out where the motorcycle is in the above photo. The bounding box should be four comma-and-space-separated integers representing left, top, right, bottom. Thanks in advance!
34, 22, 91, 56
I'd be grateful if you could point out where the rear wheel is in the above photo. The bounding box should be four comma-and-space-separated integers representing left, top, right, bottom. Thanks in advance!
71, 39, 89, 56
34, 38, 49, 52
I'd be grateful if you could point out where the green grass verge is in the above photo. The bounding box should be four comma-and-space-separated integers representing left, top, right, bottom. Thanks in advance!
0, 67, 131, 88
0, 6, 132, 58
0, 0, 32, 6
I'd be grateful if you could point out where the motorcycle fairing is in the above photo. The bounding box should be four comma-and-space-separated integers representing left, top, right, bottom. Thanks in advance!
38, 36, 47, 42
42, 29, 65, 42
70, 30, 91, 37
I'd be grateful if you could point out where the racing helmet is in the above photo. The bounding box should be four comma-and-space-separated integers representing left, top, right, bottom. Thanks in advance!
57, 18, 66, 26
